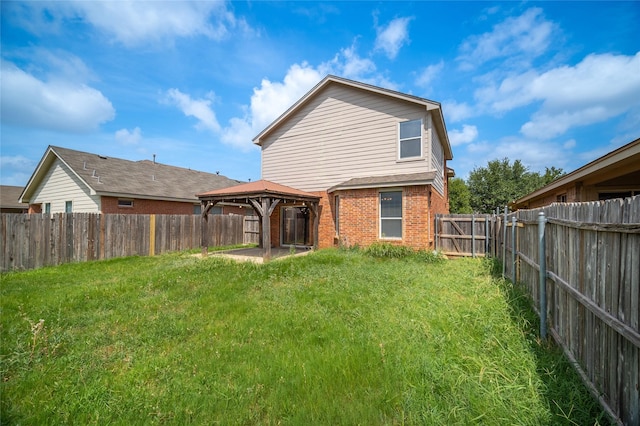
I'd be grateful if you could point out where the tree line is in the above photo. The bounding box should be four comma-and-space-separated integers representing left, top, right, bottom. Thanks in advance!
449, 158, 564, 214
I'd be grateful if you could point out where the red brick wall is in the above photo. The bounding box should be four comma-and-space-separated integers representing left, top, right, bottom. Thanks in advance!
101, 197, 195, 215
28, 204, 42, 214
311, 184, 450, 251
100, 197, 251, 215
265, 182, 450, 250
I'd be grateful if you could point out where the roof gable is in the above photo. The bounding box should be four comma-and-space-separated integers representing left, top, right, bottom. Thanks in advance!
253, 75, 452, 160
21, 146, 242, 203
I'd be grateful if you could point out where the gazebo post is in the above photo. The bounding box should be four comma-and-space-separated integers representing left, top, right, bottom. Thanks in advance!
310, 202, 319, 250
201, 200, 210, 257
261, 198, 271, 262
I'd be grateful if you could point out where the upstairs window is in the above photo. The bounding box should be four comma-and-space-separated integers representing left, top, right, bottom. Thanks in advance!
399, 119, 422, 159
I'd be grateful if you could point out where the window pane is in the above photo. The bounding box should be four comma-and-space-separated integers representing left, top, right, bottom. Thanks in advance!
381, 219, 402, 238
65, 201, 72, 213
380, 191, 402, 218
400, 120, 421, 139
400, 138, 421, 158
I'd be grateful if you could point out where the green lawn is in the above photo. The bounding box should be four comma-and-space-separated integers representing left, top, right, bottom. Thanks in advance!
1, 248, 610, 425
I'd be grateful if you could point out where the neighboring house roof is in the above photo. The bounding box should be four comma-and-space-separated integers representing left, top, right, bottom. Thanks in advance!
20, 145, 242, 204
513, 137, 640, 207
1, 185, 29, 211
253, 75, 453, 161
198, 179, 320, 201
328, 172, 437, 192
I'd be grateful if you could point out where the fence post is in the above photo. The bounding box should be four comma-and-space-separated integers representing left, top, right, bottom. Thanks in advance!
471, 214, 476, 258
149, 214, 156, 256
538, 211, 547, 340
502, 206, 508, 277
511, 215, 516, 284
434, 214, 439, 251
485, 216, 489, 257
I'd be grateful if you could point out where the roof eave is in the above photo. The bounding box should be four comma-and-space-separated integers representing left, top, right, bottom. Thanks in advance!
329, 179, 435, 193
514, 137, 640, 205
198, 190, 320, 202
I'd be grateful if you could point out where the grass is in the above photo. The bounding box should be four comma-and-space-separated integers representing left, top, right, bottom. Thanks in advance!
1, 248, 610, 425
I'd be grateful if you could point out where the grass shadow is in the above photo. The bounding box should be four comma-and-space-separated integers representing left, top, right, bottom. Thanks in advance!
483, 257, 614, 426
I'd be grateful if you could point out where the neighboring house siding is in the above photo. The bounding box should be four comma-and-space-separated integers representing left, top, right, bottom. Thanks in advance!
30, 159, 100, 213
261, 84, 436, 192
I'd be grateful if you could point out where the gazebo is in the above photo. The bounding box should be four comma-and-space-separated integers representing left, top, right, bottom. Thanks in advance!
197, 180, 321, 262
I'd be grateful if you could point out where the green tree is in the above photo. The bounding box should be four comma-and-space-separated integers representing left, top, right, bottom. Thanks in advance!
467, 159, 563, 213
448, 177, 473, 213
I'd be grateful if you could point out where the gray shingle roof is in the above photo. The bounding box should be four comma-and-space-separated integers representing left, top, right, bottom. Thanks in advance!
51, 146, 242, 202
1, 185, 28, 209
328, 172, 437, 192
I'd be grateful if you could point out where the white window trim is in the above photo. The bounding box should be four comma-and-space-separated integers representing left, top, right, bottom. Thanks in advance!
118, 199, 134, 208
379, 189, 403, 240
398, 119, 423, 161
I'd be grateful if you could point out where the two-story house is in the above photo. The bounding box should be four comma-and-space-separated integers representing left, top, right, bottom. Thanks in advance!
199, 75, 453, 256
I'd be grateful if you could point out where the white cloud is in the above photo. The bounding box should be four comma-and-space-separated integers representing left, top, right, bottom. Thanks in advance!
0, 155, 33, 169
415, 61, 444, 89
0, 60, 115, 133
248, 64, 324, 132
0, 155, 36, 186
469, 51, 640, 139
518, 52, 640, 139
115, 127, 142, 145
443, 100, 474, 123
449, 125, 478, 146
165, 89, 221, 133
10, 1, 249, 46
457, 8, 556, 71
374, 17, 413, 60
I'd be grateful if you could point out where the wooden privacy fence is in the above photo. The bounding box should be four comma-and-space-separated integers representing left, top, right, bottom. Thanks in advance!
435, 213, 497, 257
495, 196, 639, 426
1, 213, 259, 272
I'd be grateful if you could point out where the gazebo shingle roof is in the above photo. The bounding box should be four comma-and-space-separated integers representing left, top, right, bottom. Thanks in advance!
197, 179, 320, 200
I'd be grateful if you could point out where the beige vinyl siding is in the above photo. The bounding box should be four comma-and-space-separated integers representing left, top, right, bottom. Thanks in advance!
31, 159, 100, 213
430, 116, 445, 195
262, 84, 436, 192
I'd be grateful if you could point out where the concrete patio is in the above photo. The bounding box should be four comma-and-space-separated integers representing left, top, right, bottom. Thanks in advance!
203, 246, 313, 264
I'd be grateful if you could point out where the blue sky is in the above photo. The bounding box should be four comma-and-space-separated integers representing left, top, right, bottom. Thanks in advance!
1, 1, 639, 187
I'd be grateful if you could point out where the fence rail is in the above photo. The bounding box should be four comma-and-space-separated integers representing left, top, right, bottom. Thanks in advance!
493, 196, 640, 426
1, 213, 259, 272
